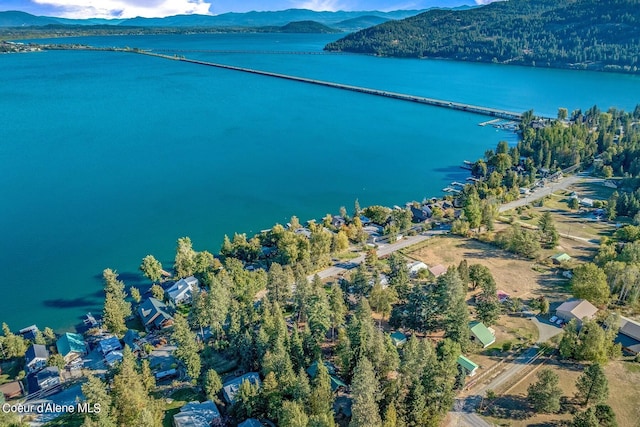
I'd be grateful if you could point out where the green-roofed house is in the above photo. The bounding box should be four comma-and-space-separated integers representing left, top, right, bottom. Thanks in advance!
390, 331, 408, 347
551, 253, 572, 264
469, 321, 496, 348
457, 355, 479, 376
56, 332, 87, 363
307, 361, 347, 392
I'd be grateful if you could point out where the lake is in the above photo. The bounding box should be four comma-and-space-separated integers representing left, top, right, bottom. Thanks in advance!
1, 32, 639, 331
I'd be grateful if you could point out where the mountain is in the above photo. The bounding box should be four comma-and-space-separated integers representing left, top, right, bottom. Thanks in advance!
277, 21, 340, 33
334, 15, 391, 32
325, 0, 640, 73
0, 10, 57, 26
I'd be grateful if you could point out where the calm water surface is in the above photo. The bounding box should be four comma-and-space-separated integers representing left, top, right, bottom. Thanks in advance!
1, 33, 639, 330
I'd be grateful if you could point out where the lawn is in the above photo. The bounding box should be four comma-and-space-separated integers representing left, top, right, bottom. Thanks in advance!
162, 387, 207, 427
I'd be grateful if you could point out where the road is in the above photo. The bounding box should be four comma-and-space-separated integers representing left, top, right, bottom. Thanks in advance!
498, 172, 595, 213
308, 229, 449, 281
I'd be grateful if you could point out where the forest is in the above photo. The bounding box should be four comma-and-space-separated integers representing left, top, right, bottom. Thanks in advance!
325, 0, 640, 73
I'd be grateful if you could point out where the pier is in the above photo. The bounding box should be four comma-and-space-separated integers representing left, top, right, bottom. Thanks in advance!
129, 49, 534, 121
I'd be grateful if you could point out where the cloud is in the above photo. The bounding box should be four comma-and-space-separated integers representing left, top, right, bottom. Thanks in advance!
291, 0, 344, 11
474, 0, 502, 4
30, 0, 213, 18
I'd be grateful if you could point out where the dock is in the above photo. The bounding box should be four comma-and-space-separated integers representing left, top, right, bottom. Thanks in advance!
479, 118, 501, 126
461, 160, 473, 170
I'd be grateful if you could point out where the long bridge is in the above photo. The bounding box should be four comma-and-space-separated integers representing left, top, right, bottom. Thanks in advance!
47, 45, 545, 121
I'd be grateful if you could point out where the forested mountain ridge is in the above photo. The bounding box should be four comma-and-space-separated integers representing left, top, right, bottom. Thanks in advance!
325, 0, 640, 73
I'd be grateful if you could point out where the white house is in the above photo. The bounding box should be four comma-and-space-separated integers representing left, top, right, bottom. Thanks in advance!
407, 261, 428, 277
167, 276, 199, 305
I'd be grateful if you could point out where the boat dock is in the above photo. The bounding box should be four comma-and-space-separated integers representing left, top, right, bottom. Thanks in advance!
479, 118, 501, 126
461, 160, 473, 170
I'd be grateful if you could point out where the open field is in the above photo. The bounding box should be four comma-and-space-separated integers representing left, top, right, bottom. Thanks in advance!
481, 358, 640, 427
406, 236, 568, 302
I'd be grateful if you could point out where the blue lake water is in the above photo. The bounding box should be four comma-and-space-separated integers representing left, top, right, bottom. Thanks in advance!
1, 33, 639, 331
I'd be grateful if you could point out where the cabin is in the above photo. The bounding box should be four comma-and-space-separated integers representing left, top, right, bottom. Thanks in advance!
138, 297, 174, 331
25, 344, 49, 374
429, 264, 447, 278
167, 276, 199, 305
173, 400, 221, 427
390, 331, 408, 347
469, 321, 496, 348
18, 325, 39, 342
457, 355, 479, 376
556, 299, 598, 325
307, 361, 347, 392
56, 332, 87, 363
550, 253, 572, 264
222, 372, 261, 404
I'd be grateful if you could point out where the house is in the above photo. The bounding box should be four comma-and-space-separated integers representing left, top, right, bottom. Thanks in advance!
167, 276, 199, 305
222, 372, 261, 403
390, 331, 408, 347
616, 316, 640, 355
331, 215, 346, 229
307, 361, 347, 392
457, 355, 479, 376
497, 290, 510, 303
556, 299, 598, 325
105, 350, 124, 366
138, 297, 174, 330
0, 381, 24, 400
238, 419, 263, 427
19, 324, 39, 342
410, 205, 432, 222
27, 366, 61, 393
25, 344, 49, 374
469, 322, 496, 348
550, 253, 572, 264
429, 264, 447, 278
97, 336, 122, 356
580, 197, 595, 207
123, 329, 141, 352
155, 368, 178, 382
173, 400, 221, 427
56, 332, 87, 363
407, 261, 428, 277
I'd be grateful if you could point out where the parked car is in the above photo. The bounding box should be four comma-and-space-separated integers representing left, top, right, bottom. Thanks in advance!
549, 316, 558, 323
555, 318, 564, 326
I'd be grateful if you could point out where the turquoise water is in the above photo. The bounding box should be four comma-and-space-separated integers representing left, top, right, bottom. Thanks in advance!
1, 33, 639, 331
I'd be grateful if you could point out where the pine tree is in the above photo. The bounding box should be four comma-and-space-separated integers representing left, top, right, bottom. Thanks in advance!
309, 360, 334, 416
203, 368, 223, 402
140, 254, 163, 283
575, 363, 608, 406
102, 269, 131, 335
174, 236, 196, 278
527, 368, 561, 413
81, 374, 115, 427
572, 407, 599, 427
349, 357, 382, 427
172, 315, 201, 381
280, 400, 309, 427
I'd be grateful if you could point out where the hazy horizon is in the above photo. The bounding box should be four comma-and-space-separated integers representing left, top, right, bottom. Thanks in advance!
0, 0, 494, 20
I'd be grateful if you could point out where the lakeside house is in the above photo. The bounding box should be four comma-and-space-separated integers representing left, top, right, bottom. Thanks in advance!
97, 336, 122, 356
616, 316, 640, 355
25, 344, 49, 374
56, 332, 87, 363
138, 297, 174, 331
173, 400, 221, 427
123, 329, 141, 352
0, 381, 24, 400
469, 321, 496, 348
457, 355, 479, 377
18, 325, 39, 342
222, 372, 261, 404
167, 276, 199, 305
410, 205, 432, 222
27, 366, 61, 393
238, 420, 263, 427
555, 299, 598, 325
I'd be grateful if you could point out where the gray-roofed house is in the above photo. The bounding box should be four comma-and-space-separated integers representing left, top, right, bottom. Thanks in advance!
25, 344, 49, 374
138, 297, 174, 331
407, 261, 428, 277
97, 336, 122, 356
410, 205, 432, 222
616, 316, 640, 355
173, 400, 221, 427
556, 299, 598, 325
429, 264, 447, 278
222, 372, 261, 404
167, 276, 199, 305
27, 366, 61, 393
19, 325, 39, 342
105, 350, 124, 367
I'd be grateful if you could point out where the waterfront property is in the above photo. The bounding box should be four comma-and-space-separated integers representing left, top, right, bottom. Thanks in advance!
97, 336, 122, 356
27, 366, 61, 393
25, 344, 49, 374
138, 297, 174, 331
166, 276, 199, 305
222, 372, 261, 404
56, 332, 87, 363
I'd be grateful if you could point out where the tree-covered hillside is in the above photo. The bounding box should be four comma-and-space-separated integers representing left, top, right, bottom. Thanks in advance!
325, 0, 640, 73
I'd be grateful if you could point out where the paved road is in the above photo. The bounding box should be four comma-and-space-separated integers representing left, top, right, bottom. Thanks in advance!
498, 173, 594, 213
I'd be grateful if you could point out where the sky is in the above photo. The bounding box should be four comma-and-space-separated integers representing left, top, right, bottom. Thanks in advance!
0, 0, 498, 19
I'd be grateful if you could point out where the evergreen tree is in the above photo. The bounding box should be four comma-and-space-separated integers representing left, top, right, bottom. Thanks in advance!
81, 374, 115, 427
527, 368, 561, 413
572, 407, 599, 427
349, 357, 382, 427
329, 283, 347, 341
203, 368, 223, 402
266, 262, 291, 307
575, 363, 608, 406
538, 211, 559, 248
571, 263, 610, 306
174, 236, 197, 278
140, 254, 163, 283
594, 404, 618, 427
280, 400, 309, 427
310, 360, 334, 416
172, 315, 201, 381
